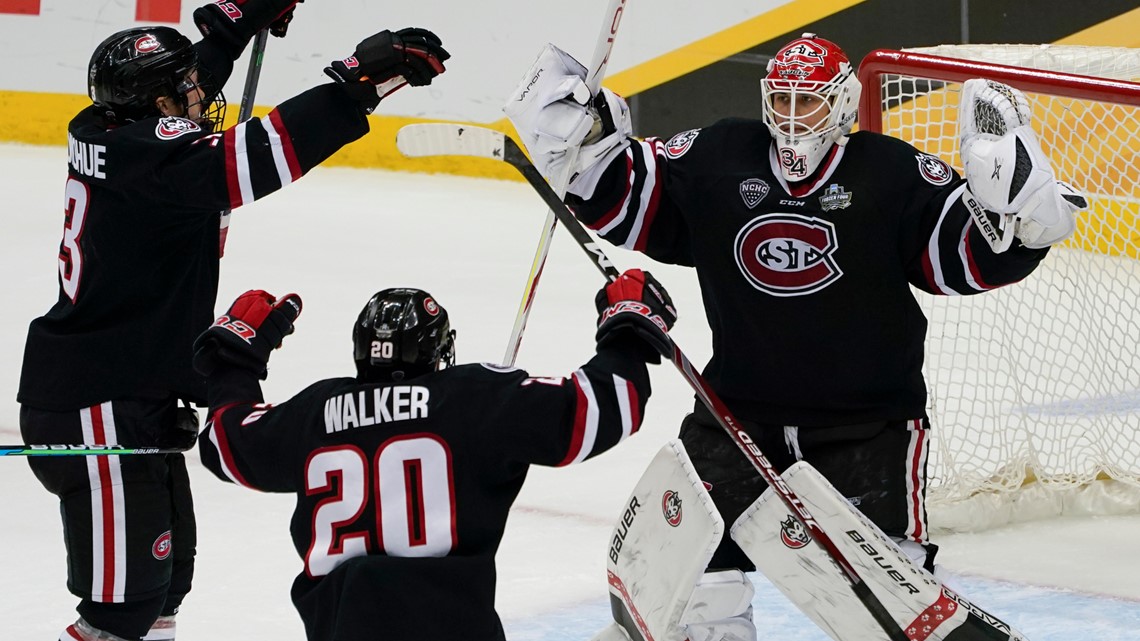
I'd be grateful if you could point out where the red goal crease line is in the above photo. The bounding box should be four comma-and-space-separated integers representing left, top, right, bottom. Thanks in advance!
0, 0, 182, 22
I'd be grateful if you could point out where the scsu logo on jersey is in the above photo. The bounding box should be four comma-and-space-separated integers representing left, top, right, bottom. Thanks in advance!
156, 117, 201, 140
663, 129, 700, 159
734, 213, 843, 296
916, 153, 953, 186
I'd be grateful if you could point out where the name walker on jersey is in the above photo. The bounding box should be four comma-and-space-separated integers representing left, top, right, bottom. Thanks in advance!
324, 385, 430, 433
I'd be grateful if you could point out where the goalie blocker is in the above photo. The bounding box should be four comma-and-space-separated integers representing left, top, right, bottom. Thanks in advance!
593, 445, 1028, 641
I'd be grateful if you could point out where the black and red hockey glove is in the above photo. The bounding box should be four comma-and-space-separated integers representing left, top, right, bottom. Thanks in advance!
325, 28, 449, 112
194, 0, 300, 58
595, 269, 677, 363
193, 290, 302, 378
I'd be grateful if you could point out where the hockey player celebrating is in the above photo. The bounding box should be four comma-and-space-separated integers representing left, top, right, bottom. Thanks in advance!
505, 34, 1085, 640
17, 3, 448, 640
192, 270, 676, 641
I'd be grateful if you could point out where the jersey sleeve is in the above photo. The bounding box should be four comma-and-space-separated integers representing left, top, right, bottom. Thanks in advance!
197, 368, 327, 492
488, 345, 653, 468
895, 151, 1048, 296
112, 83, 370, 217
566, 133, 701, 266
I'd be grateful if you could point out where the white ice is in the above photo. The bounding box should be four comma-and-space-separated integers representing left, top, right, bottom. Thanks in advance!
2, 143, 1138, 640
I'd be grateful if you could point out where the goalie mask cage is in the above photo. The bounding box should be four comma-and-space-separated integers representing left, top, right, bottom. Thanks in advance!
858, 45, 1140, 532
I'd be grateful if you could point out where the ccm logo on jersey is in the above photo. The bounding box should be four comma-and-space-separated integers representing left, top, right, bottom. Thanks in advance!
916, 153, 953, 185
156, 117, 202, 140
734, 213, 843, 297
663, 129, 700, 159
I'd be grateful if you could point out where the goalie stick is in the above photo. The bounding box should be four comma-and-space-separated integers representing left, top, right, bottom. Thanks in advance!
396, 123, 910, 641
219, 29, 270, 257
501, 0, 628, 367
1, 444, 190, 456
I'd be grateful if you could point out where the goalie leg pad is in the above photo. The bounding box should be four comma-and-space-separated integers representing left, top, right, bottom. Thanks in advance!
679, 570, 757, 641
593, 439, 725, 641
731, 461, 1027, 641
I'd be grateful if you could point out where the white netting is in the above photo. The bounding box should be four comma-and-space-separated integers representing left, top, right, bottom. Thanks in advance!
864, 45, 1140, 531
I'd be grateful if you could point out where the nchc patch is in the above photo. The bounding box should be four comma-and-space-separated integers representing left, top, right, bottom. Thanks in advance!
734, 213, 843, 297
916, 153, 953, 186
739, 178, 770, 209
663, 129, 700, 159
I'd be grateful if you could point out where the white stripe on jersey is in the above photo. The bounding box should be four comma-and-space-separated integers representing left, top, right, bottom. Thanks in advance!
597, 147, 637, 236
926, 183, 969, 295
207, 425, 248, 487
568, 370, 601, 465
956, 220, 986, 292
233, 123, 255, 207
264, 116, 296, 189
621, 142, 659, 251
81, 402, 126, 603
612, 374, 634, 443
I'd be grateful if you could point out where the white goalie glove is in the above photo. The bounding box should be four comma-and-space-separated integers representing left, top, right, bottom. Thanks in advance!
503, 43, 632, 198
959, 78, 1087, 252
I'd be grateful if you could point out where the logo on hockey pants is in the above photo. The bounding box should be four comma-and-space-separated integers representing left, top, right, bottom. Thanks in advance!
152, 530, 172, 560
661, 490, 683, 527
734, 213, 842, 296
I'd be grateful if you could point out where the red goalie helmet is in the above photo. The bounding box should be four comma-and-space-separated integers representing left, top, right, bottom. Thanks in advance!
761, 34, 861, 181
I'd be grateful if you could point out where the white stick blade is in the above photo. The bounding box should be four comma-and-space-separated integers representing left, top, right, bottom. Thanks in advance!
396, 124, 506, 160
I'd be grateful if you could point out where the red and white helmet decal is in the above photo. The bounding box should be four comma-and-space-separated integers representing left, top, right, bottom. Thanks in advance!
734, 213, 843, 296
134, 35, 160, 54
664, 129, 700, 159
155, 116, 201, 140
423, 297, 440, 316
916, 153, 953, 186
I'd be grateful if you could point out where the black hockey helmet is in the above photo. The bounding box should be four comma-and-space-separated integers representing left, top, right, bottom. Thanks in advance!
353, 288, 456, 382
88, 26, 226, 130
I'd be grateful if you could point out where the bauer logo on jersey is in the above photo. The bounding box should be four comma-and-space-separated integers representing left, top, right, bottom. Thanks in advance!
152, 530, 173, 560
734, 213, 842, 297
779, 515, 810, 549
819, 184, 852, 211
661, 490, 683, 527
916, 153, 953, 186
663, 129, 700, 159
739, 178, 770, 209
156, 116, 201, 140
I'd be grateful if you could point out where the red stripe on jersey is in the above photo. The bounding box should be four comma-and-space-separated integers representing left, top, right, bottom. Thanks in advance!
963, 231, 996, 290
632, 155, 664, 252
209, 404, 254, 488
909, 419, 926, 542
557, 377, 590, 466
224, 130, 242, 210
626, 378, 642, 434
586, 151, 634, 232
90, 404, 117, 602
268, 109, 303, 182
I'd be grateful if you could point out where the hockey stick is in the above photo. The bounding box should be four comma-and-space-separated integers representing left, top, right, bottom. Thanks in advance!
219, 29, 270, 257
396, 123, 910, 641
501, 0, 628, 367
1, 444, 189, 456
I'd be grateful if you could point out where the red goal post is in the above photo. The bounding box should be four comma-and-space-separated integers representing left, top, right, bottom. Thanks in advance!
856, 45, 1140, 532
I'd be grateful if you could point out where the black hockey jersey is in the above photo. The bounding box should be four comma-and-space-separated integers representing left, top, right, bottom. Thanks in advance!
198, 347, 651, 638
18, 42, 371, 411
568, 118, 1048, 426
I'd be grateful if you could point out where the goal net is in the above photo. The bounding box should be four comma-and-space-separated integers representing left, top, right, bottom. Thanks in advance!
858, 45, 1140, 531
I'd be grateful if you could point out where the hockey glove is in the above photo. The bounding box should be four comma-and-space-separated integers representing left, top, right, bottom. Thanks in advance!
192, 290, 302, 378
194, 0, 300, 59
268, 0, 302, 37
325, 28, 450, 113
595, 269, 677, 363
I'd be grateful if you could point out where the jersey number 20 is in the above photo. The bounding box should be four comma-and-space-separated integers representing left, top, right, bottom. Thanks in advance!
305, 435, 456, 577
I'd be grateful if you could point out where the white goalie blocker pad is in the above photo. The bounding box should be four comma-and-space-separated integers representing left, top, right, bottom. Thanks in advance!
590, 440, 756, 641
731, 462, 1028, 641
